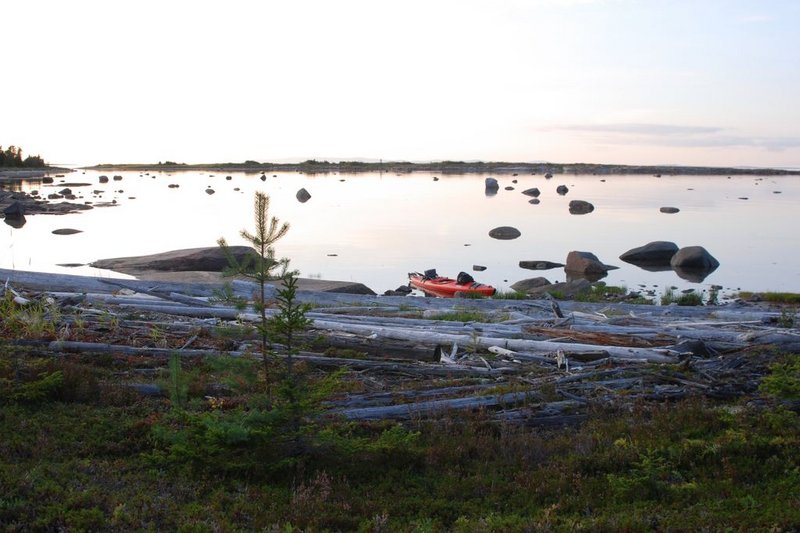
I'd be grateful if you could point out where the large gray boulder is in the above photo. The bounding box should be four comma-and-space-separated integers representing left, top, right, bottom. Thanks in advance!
296, 188, 311, 203
91, 246, 259, 272
510, 277, 551, 293
565, 251, 616, 278
620, 241, 679, 267
485, 177, 499, 190
489, 226, 521, 240
670, 246, 719, 282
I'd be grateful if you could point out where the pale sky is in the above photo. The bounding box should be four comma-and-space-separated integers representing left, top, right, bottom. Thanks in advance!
3, 0, 799, 167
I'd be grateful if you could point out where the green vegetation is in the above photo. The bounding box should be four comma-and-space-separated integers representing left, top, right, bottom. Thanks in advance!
737, 291, 800, 304
218, 191, 290, 392
432, 310, 491, 323
492, 290, 529, 300
574, 282, 652, 304
2, 283, 800, 528
760, 354, 800, 400
1, 353, 798, 530
0, 145, 45, 168
661, 287, 704, 306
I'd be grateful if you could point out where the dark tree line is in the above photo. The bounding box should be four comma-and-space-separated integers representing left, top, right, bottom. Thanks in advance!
0, 146, 46, 168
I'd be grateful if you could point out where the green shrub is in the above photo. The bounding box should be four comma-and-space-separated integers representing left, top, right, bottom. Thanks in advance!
760, 355, 800, 400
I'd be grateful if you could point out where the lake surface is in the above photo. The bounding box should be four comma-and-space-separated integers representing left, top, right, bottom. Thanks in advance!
2, 169, 799, 297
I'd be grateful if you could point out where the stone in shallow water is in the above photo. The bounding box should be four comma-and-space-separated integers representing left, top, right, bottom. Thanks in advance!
488, 226, 521, 240
660, 207, 680, 214
296, 188, 311, 203
52, 228, 82, 235
518, 260, 564, 271
568, 200, 594, 214
619, 241, 679, 267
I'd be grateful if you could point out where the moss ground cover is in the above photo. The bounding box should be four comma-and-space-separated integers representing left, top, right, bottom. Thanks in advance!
1, 351, 799, 531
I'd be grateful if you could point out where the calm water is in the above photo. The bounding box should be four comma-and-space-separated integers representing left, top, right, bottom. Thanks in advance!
2, 170, 799, 296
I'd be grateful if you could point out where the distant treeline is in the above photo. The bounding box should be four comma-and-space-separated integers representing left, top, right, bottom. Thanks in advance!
89, 159, 800, 176
0, 145, 46, 168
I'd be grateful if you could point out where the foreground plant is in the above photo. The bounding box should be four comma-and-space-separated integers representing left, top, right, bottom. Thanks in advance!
218, 191, 291, 391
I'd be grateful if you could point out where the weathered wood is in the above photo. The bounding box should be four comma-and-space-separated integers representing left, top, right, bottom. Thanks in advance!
48, 340, 242, 358
326, 383, 500, 409
306, 331, 442, 362
39, 340, 511, 377
309, 319, 679, 363
331, 389, 543, 420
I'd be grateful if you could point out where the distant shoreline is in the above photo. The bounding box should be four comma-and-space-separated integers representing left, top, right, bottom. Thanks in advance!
83, 161, 800, 176
0, 166, 72, 178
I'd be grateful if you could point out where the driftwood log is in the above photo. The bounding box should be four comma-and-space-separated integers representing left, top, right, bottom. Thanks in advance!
3, 268, 798, 424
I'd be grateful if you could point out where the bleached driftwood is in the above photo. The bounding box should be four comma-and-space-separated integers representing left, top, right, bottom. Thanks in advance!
308, 319, 679, 363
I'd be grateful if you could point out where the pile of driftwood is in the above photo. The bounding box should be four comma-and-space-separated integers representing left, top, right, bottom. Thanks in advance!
2, 268, 798, 427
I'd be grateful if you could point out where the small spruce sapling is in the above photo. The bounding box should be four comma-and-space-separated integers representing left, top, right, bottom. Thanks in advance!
218, 191, 291, 392
270, 272, 312, 387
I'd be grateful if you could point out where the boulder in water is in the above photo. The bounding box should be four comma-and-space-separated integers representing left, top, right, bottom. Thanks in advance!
568, 200, 594, 214
489, 226, 521, 240
620, 241, 679, 267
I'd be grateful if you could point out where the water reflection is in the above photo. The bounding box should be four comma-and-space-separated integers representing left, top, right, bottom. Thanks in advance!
0, 170, 798, 295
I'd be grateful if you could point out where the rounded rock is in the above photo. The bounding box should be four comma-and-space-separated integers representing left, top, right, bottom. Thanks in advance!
489, 226, 521, 240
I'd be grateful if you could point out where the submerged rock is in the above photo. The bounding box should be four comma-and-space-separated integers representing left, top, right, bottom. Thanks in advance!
568, 200, 594, 214
296, 188, 311, 203
489, 226, 521, 240
52, 228, 83, 235
521, 187, 540, 197
518, 260, 564, 271
660, 207, 680, 214
473, 265, 487, 271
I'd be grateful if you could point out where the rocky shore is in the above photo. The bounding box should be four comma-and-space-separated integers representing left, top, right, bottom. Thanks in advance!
90, 247, 377, 295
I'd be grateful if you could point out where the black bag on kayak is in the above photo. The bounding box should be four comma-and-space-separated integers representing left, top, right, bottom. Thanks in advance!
423, 268, 438, 279
456, 271, 474, 285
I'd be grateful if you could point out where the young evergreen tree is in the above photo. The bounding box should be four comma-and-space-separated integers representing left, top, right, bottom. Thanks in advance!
218, 191, 291, 393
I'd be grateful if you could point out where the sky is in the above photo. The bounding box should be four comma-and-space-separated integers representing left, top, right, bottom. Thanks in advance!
2, 0, 799, 168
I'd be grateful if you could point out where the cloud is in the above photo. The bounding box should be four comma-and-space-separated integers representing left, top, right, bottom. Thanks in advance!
545, 123, 800, 151
553, 123, 723, 136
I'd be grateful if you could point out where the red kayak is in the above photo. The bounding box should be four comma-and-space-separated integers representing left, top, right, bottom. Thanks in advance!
408, 271, 496, 298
